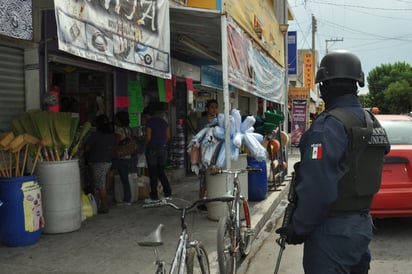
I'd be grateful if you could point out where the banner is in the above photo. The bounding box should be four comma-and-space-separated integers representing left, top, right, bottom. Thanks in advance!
288, 31, 297, 75
227, 17, 284, 103
304, 52, 314, 91
0, 0, 33, 40
54, 0, 171, 79
291, 100, 308, 146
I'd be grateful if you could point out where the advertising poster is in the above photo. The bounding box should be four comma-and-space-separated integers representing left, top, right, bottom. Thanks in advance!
291, 99, 307, 146
22, 181, 43, 232
54, 0, 171, 79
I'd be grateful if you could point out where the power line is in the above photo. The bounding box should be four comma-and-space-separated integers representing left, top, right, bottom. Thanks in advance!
325, 38, 343, 53
307, 0, 412, 10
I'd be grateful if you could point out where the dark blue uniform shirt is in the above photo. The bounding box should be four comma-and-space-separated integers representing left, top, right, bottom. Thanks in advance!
292, 94, 366, 235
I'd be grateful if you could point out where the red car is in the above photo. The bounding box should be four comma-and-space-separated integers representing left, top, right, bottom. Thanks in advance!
370, 114, 412, 218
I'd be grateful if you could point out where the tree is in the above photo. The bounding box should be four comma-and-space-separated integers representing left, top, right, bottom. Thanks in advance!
366, 62, 412, 113
384, 80, 412, 114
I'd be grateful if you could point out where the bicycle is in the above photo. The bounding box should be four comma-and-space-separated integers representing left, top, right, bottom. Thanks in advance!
139, 196, 233, 274
212, 167, 262, 274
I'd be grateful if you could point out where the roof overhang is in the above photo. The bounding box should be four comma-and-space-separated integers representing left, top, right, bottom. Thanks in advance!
170, 6, 222, 65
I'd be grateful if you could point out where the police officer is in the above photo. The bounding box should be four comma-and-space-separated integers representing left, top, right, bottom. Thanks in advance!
276, 50, 390, 273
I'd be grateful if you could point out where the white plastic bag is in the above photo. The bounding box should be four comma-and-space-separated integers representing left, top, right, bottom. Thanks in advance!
137, 153, 147, 168
88, 193, 98, 216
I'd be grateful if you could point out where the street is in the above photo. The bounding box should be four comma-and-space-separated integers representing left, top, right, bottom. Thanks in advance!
241, 206, 412, 274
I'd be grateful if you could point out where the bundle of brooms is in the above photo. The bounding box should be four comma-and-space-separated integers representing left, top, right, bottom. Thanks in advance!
0, 111, 91, 177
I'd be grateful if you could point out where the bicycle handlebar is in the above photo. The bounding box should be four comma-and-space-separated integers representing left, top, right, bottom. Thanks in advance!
142, 196, 234, 210
210, 166, 262, 175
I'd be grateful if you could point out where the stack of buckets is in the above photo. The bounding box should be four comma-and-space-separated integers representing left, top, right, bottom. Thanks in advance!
0, 176, 43, 247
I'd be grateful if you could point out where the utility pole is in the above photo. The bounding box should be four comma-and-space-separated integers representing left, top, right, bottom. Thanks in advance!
325, 38, 344, 53
311, 15, 317, 89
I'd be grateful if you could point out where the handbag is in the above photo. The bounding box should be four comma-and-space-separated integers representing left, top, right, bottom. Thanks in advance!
113, 127, 137, 158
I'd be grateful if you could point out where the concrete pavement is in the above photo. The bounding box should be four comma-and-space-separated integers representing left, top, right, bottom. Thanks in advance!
0, 150, 300, 274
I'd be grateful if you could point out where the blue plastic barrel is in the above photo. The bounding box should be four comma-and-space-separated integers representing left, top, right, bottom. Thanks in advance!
247, 157, 268, 201
0, 176, 43, 247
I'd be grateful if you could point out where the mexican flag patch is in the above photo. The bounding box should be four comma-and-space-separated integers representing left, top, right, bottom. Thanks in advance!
310, 143, 323, 160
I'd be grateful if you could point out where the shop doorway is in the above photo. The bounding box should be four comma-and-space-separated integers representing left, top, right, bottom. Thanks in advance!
48, 62, 114, 124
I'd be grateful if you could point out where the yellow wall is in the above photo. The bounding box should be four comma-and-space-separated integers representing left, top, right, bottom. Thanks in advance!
224, 0, 284, 66
187, 0, 217, 9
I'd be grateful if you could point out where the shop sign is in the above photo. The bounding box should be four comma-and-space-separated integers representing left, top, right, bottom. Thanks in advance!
53, 0, 171, 79
304, 52, 314, 91
288, 87, 309, 107
227, 17, 284, 103
0, 0, 33, 40
201, 65, 223, 90
288, 31, 297, 75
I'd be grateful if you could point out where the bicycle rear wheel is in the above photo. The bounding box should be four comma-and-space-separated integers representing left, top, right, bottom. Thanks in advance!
186, 243, 210, 274
217, 215, 236, 274
239, 201, 253, 257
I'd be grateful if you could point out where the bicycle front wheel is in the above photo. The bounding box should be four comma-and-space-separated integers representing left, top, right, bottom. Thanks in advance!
217, 215, 236, 274
186, 243, 210, 274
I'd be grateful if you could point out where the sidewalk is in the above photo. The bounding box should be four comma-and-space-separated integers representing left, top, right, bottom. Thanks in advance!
0, 150, 300, 274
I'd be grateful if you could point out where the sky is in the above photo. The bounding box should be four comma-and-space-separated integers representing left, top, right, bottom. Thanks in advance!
288, 0, 412, 94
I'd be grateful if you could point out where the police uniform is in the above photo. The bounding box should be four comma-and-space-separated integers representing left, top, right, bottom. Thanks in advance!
292, 94, 390, 273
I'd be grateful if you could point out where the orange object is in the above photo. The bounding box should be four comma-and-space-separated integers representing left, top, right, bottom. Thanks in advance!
371, 107, 380, 114
269, 139, 280, 153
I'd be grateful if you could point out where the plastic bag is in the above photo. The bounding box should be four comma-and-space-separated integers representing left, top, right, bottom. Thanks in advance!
81, 191, 93, 220
137, 153, 147, 168
88, 193, 98, 216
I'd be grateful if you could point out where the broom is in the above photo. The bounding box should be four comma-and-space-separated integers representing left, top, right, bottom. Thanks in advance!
69, 121, 92, 159
22, 133, 39, 175
31, 139, 47, 175
11, 119, 25, 136
9, 134, 25, 176
65, 115, 80, 160
48, 112, 61, 161
32, 111, 54, 161
0, 132, 14, 177
53, 112, 72, 161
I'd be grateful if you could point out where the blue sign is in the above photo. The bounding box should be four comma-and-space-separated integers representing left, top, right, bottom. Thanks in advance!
201, 66, 223, 90
288, 31, 297, 76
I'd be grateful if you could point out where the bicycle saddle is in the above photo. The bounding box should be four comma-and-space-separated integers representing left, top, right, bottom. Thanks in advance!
138, 223, 164, 247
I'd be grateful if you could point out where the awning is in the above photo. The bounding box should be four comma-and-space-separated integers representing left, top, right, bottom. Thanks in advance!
170, 6, 285, 104
170, 6, 222, 63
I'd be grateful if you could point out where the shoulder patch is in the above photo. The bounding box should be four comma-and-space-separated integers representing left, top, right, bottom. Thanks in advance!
309, 143, 323, 160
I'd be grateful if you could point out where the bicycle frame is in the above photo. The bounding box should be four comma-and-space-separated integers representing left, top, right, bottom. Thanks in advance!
140, 197, 233, 274
170, 228, 188, 273
228, 172, 250, 252
216, 167, 260, 274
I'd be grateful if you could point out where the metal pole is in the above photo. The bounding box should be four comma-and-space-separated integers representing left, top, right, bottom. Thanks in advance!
221, 14, 231, 169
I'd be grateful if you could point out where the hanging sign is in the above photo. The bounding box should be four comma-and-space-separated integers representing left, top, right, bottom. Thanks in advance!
291, 100, 308, 146
54, 0, 171, 79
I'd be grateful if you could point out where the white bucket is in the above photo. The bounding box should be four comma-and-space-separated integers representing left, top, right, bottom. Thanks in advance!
36, 160, 81, 234
206, 154, 248, 221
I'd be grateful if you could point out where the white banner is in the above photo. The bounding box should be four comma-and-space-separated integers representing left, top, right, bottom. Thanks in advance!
0, 0, 33, 40
54, 0, 171, 79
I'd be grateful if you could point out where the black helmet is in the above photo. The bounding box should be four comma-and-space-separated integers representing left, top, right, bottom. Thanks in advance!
315, 50, 365, 87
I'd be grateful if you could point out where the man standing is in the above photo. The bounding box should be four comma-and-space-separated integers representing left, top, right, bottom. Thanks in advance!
277, 50, 390, 273
144, 107, 172, 203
